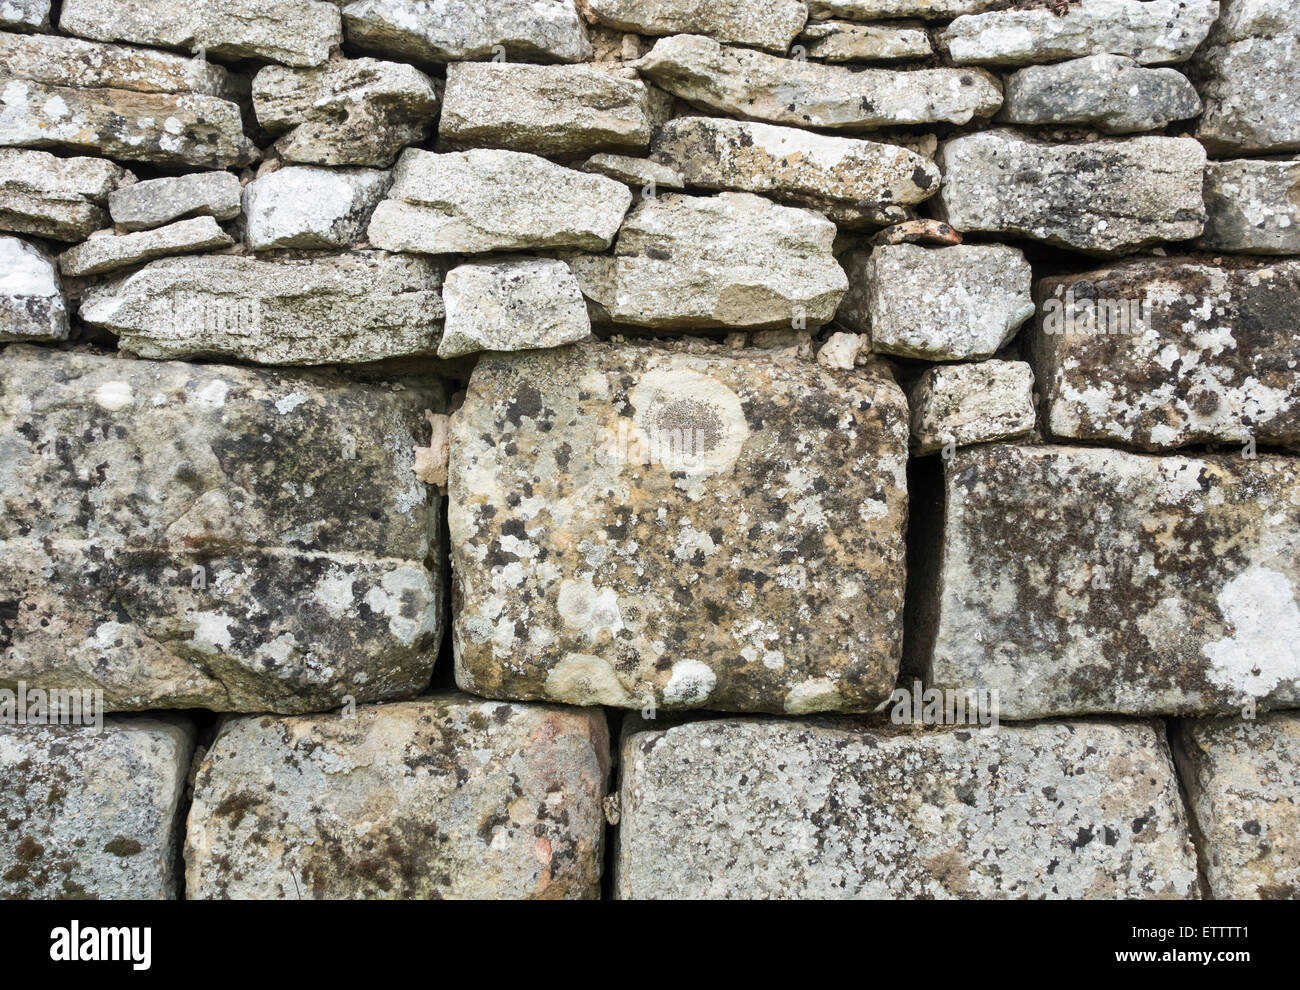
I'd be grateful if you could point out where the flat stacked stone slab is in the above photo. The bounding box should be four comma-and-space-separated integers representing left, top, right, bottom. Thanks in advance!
58, 216, 233, 277
439, 257, 591, 358
80, 251, 446, 365
615, 717, 1200, 898
0, 718, 194, 899
796, 20, 933, 62
1198, 159, 1300, 255
0, 148, 135, 241
450, 343, 909, 715
243, 166, 390, 251
109, 171, 241, 232
909, 360, 1037, 455
0, 345, 445, 712
938, 130, 1206, 255
0, 236, 68, 341
919, 443, 1300, 719
1030, 257, 1300, 450
809, 0, 1013, 16
1173, 713, 1300, 899
583, 0, 808, 53
185, 695, 608, 899
0, 0, 48, 31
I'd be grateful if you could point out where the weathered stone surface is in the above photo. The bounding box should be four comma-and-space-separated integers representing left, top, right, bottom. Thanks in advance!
796, 19, 933, 62
938, 130, 1206, 255
649, 116, 940, 227
638, 35, 1003, 130
244, 166, 390, 251
59, 217, 233, 278
571, 192, 846, 329
343, 0, 592, 64
939, 0, 1219, 66
367, 148, 632, 254
920, 443, 1300, 718
109, 171, 241, 232
809, 0, 1012, 17
451, 343, 909, 714
0, 236, 67, 342
1198, 159, 1300, 255
440, 62, 653, 155
583, 0, 807, 53
1194, 0, 1300, 154
582, 153, 686, 191
253, 58, 440, 168
186, 695, 607, 899
80, 251, 446, 365
0, 0, 48, 31
1000, 55, 1201, 133
1173, 713, 1300, 900
616, 717, 1200, 898
59, 0, 342, 67
0, 345, 444, 712
837, 243, 1033, 359
0, 34, 256, 168
0, 148, 134, 241
1030, 257, 1300, 451
910, 360, 1036, 455
439, 257, 591, 358
0, 719, 194, 899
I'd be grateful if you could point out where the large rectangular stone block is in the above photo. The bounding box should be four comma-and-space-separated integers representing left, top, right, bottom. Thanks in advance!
0, 346, 445, 713
450, 343, 909, 715
615, 717, 1200, 898
918, 444, 1300, 719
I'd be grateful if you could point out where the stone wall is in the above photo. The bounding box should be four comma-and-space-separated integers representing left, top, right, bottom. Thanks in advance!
1, 0, 1297, 899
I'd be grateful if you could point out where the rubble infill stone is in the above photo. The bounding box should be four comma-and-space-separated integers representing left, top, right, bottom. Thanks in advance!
79, 251, 446, 366
0, 345, 444, 713
0, 148, 135, 241
58, 0, 343, 67
938, 0, 1220, 66
366, 148, 632, 255
1030, 256, 1300, 450
615, 717, 1201, 898
649, 116, 940, 228
243, 166, 390, 251
0, 235, 68, 341
58, 216, 233, 277
439, 62, 654, 156
636, 34, 1003, 131
450, 343, 909, 715
1173, 713, 1300, 900
185, 695, 608, 899
109, 171, 240, 232
920, 443, 1300, 719
909, 360, 1036, 455
582, 0, 808, 53
1198, 159, 1300, 255
937, 130, 1206, 255
0, 718, 194, 899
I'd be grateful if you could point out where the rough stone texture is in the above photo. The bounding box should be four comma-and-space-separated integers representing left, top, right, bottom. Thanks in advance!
909, 360, 1036, 455
939, 0, 1220, 66
0, 148, 135, 242
109, 171, 241, 232
921, 443, 1300, 718
616, 717, 1200, 898
1030, 257, 1300, 450
243, 166, 390, 251
583, 0, 807, 53
343, 0, 592, 64
1198, 159, 1300, 255
59, 0, 342, 67
937, 130, 1206, 255
185, 696, 607, 899
0, 345, 444, 712
809, 0, 1012, 17
0, 236, 68, 342
58, 216, 234, 277
582, 153, 685, 191
1194, 0, 1300, 155
796, 19, 933, 62
439, 257, 591, 359
649, 116, 940, 228
1173, 713, 1300, 900
80, 251, 446, 365
0, 0, 48, 31
253, 58, 440, 168
836, 243, 1033, 360
367, 148, 632, 254
571, 192, 846, 329
0, 33, 256, 168
440, 62, 653, 156
0, 718, 194, 900
637, 34, 1003, 131
451, 343, 909, 714
999, 55, 1202, 134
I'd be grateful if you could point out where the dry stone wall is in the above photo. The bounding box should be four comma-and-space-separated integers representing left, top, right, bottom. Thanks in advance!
0, 0, 1297, 900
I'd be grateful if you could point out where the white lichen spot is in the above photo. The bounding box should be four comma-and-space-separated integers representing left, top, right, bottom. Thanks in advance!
275, 391, 308, 415
663, 660, 717, 705
93, 381, 133, 411
1204, 566, 1300, 699
545, 653, 631, 706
